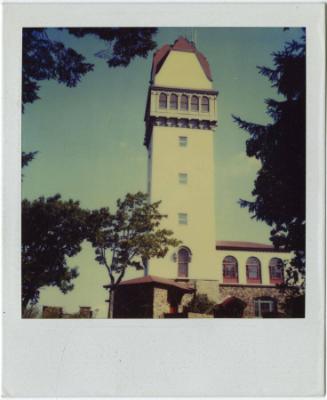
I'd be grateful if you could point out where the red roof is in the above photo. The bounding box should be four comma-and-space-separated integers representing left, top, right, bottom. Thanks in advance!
151, 37, 212, 82
105, 275, 194, 292
216, 240, 287, 252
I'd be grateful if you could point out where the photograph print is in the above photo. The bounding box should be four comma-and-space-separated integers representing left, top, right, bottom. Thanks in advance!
22, 27, 306, 319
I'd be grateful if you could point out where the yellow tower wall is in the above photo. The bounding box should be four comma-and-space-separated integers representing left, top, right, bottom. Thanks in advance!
148, 125, 217, 280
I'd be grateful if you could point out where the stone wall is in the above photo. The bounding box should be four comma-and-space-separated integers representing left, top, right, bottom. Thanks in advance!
153, 287, 170, 318
219, 284, 286, 317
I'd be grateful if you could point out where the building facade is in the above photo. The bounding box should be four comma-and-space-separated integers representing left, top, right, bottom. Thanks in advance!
113, 37, 291, 318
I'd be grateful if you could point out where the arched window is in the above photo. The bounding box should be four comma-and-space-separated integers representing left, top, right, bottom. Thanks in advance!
201, 96, 209, 112
246, 257, 261, 283
181, 95, 189, 111
159, 93, 167, 109
269, 258, 284, 284
178, 247, 191, 278
222, 256, 238, 283
191, 95, 199, 111
170, 94, 178, 110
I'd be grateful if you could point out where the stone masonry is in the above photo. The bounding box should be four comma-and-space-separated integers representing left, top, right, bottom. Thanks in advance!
219, 284, 286, 317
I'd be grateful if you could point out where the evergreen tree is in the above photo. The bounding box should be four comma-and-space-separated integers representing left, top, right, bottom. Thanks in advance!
233, 30, 305, 280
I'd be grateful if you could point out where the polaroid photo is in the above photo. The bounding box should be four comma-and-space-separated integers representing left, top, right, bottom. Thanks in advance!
2, 2, 325, 397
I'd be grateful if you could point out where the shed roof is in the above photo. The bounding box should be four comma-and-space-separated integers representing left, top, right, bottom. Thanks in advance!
104, 275, 194, 293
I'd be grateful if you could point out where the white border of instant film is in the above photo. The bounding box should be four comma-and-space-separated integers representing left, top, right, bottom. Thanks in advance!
2, 3, 325, 397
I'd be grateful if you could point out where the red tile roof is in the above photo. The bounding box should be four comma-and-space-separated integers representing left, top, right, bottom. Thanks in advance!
216, 240, 288, 252
104, 275, 194, 292
151, 37, 212, 82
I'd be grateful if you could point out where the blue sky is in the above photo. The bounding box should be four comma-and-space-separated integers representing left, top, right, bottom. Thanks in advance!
22, 27, 302, 317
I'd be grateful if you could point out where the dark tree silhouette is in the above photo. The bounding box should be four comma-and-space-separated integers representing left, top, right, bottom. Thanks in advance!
22, 194, 89, 312
233, 30, 305, 279
87, 192, 181, 317
22, 28, 157, 167
22, 27, 157, 111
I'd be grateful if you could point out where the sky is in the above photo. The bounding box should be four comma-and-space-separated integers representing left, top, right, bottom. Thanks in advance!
22, 27, 302, 317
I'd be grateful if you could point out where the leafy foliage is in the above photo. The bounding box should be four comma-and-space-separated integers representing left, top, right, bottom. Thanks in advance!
87, 192, 181, 316
22, 28, 93, 111
22, 28, 157, 111
22, 194, 89, 310
185, 293, 216, 315
233, 31, 305, 278
22, 151, 38, 169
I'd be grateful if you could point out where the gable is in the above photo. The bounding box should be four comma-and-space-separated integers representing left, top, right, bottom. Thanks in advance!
153, 50, 213, 90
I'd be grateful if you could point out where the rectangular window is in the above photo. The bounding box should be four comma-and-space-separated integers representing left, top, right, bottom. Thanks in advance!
178, 213, 188, 225
254, 299, 276, 317
179, 136, 188, 147
178, 173, 188, 184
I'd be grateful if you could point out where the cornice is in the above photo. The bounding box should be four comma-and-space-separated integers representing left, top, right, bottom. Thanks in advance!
151, 85, 219, 96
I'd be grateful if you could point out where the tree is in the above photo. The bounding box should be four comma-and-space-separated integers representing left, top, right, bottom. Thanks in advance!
22, 28, 157, 111
185, 294, 216, 315
22, 194, 89, 312
232, 31, 305, 283
22, 28, 157, 169
87, 192, 181, 317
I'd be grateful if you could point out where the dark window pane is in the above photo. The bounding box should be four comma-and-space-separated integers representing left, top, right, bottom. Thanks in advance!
181, 95, 188, 110
191, 96, 199, 111
159, 93, 167, 109
201, 96, 209, 112
170, 94, 178, 109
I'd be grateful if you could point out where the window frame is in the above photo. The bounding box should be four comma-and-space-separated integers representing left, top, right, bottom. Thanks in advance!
246, 257, 262, 284
269, 258, 284, 284
170, 93, 178, 110
177, 246, 191, 278
254, 297, 277, 317
178, 213, 188, 225
222, 256, 238, 283
180, 94, 189, 111
191, 95, 199, 111
201, 96, 210, 112
179, 136, 188, 147
178, 172, 188, 184
159, 92, 167, 109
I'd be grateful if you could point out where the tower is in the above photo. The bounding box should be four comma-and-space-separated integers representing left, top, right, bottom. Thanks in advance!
144, 37, 218, 280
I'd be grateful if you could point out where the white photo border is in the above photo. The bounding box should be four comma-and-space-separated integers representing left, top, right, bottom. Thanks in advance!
2, 3, 325, 397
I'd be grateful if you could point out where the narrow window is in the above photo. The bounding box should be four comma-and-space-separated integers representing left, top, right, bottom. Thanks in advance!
178, 247, 191, 278
191, 95, 199, 111
246, 257, 261, 284
178, 213, 188, 225
170, 93, 178, 110
179, 136, 188, 147
159, 93, 167, 109
178, 173, 188, 184
269, 258, 284, 284
223, 256, 238, 283
180, 95, 189, 111
201, 96, 209, 112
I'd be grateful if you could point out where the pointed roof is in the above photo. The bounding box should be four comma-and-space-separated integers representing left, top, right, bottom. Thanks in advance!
151, 36, 213, 82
